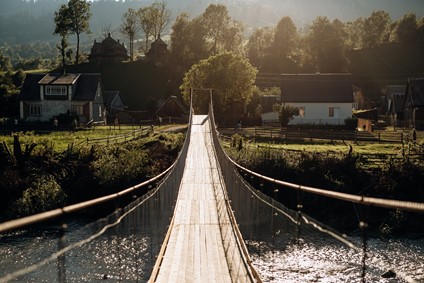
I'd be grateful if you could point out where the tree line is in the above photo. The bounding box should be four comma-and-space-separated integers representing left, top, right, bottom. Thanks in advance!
1, 2, 424, 125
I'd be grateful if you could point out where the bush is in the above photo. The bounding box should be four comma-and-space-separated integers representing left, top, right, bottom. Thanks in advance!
9, 174, 66, 218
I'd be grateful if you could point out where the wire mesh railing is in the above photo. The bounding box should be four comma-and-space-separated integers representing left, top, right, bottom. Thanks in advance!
0, 111, 192, 282
208, 102, 424, 282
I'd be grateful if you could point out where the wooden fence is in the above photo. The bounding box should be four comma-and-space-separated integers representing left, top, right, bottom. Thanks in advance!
219, 127, 419, 144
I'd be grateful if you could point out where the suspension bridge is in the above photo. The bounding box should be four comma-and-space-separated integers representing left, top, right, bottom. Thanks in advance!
0, 103, 424, 282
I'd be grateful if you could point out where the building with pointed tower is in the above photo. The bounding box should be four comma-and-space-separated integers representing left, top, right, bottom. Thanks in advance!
88, 33, 129, 63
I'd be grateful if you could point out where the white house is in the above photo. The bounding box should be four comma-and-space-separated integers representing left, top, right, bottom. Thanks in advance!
278, 73, 355, 125
19, 72, 107, 125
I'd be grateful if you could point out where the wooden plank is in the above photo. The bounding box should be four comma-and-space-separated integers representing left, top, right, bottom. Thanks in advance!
153, 116, 252, 283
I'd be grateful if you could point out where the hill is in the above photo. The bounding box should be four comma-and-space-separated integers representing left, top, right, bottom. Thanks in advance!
1, 0, 423, 44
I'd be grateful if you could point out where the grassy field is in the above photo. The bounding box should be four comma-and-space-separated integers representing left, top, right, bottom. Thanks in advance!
247, 140, 415, 155
0, 124, 183, 153
222, 129, 423, 156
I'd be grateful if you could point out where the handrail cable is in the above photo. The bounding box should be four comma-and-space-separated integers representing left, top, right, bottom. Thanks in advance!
225, 153, 424, 212
0, 154, 175, 234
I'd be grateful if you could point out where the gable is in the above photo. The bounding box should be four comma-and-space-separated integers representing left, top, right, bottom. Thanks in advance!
19, 73, 44, 100
73, 74, 101, 100
156, 96, 188, 116
281, 74, 353, 103
20, 73, 102, 102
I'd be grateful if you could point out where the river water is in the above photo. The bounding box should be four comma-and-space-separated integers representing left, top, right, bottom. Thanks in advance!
0, 219, 423, 282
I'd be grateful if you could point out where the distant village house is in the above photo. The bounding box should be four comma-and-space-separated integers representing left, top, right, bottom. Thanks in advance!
272, 73, 355, 126
19, 72, 115, 125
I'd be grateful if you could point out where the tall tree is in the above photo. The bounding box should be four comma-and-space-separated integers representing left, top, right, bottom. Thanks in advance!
362, 11, 391, 48
121, 8, 140, 61
199, 4, 244, 55
418, 17, 424, 43
67, 0, 91, 65
139, 6, 155, 53
390, 13, 418, 43
180, 52, 257, 122
346, 17, 365, 49
271, 16, 299, 72
306, 17, 349, 72
54, 4, 71, 67
151, 1, 171, 40
246, 27, 274, 70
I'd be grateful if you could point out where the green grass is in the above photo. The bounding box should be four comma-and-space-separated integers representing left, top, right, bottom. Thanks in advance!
249, 141, 409, 155
0, 125, 177, 153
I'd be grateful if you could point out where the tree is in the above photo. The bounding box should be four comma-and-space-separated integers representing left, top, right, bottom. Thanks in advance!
362, 11, 391, 48
169, 4, 244, 70
306, 17, 349, 72
199, 4, 244, 55
66, 0, 91, 65
390, 13, 418, 43
180, 52, 257, 123
151, 1, 171, 40
120, 8, 140, 61
418, 17, 424, 43
246, 26, 274, 70
271, 16, 299, 72
138, 1, 171, 53
0, 51, 13, 72
346, 17, 365, 49
54, 4, 71, 67
272, 104, 299, 127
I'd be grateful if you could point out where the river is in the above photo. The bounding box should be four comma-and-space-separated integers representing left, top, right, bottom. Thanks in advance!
0, 219, 423, 282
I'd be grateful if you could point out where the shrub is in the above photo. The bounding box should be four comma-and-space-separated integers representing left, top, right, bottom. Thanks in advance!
9, 174, 66, 218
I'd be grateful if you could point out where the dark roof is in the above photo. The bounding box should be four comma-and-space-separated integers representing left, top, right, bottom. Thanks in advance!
104, 91, 119, 106
20, 73, 101, 101
151, 37, 167, 47
38, 73, 79, 85
281, 73, 353, 103
19, 73, 44, 100
89, 34, 128, 61
407, 78, 424, 107
73, 73, 101, 100
156, 96, 188, 115
389, 94, 405, 113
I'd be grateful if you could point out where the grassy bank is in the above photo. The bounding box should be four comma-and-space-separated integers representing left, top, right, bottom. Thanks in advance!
224, 135, 424, 235
0, 130, 185, 221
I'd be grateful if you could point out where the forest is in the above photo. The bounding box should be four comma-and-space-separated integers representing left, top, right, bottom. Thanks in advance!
1, 0, 424, 119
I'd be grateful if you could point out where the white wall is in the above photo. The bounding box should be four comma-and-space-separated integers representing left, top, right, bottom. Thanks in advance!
287, 102, 352, 125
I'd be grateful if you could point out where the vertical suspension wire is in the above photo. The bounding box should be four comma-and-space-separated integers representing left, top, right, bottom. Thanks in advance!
57, 223, 67, 283
360, 221, 368, 283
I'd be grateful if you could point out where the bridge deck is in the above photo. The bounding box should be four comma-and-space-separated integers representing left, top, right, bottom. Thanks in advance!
153, 115, 235, 282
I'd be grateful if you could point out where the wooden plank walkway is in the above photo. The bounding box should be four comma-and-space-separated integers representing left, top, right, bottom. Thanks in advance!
152, 115, 247, 282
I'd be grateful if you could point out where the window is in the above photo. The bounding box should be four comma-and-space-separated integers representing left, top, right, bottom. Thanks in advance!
99, 106, 102, 117
298, 107, 305, 117
46, 85, 67, 95
71, 105, 83, 116
329, 107, 340, 118
30, 105, 42, 116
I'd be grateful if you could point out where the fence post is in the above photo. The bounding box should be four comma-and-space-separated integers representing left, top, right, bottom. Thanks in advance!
378, 132, 381, 142
401, 132, 403, 144
254, 127, 257, 144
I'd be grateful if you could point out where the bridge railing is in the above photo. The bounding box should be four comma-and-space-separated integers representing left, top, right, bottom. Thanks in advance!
0, 108, 193, 282
208, 104, 424, 282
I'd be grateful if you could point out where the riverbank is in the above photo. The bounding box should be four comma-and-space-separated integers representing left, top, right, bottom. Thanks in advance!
225, 137, 424, 235
0, 130, 184, 221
